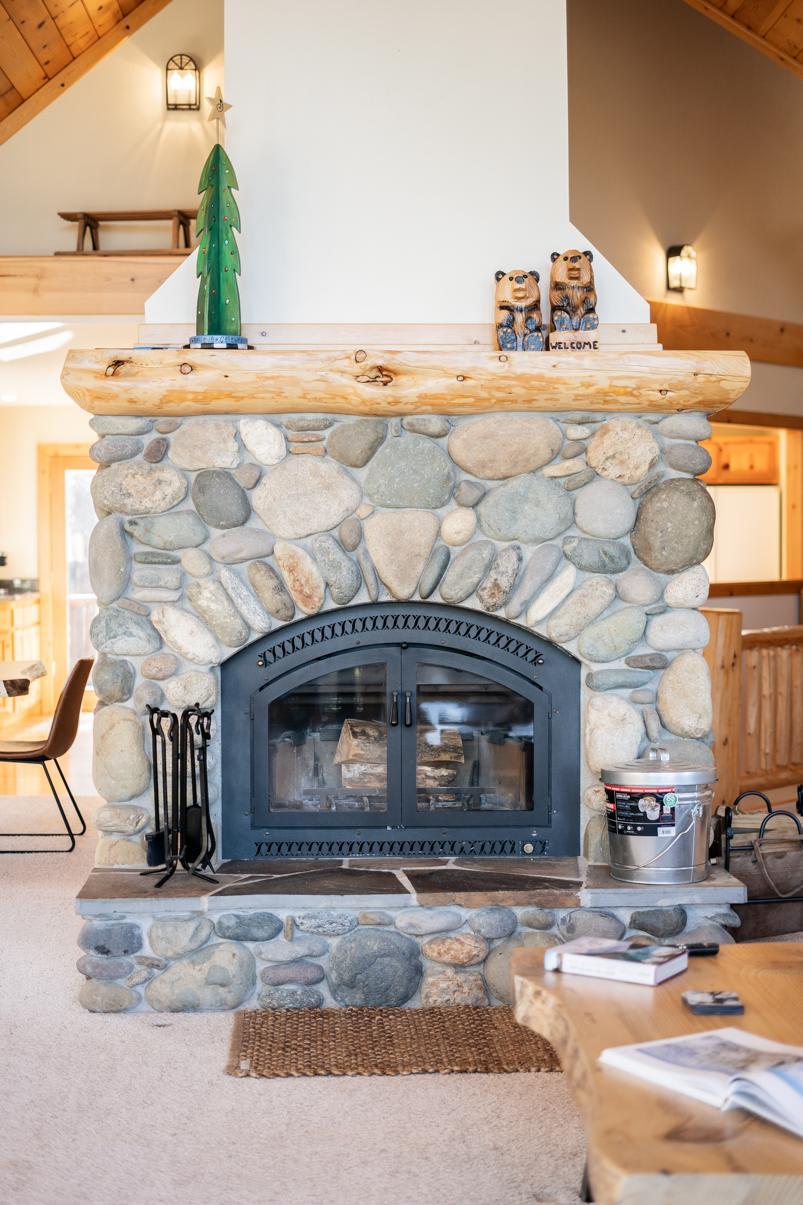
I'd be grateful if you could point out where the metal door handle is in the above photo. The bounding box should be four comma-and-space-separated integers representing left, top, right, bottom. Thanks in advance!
404, 691, 412, 727
390, 690, 399, 726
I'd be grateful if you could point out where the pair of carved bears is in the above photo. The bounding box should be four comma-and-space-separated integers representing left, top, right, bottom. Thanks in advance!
494, 250, 598, 352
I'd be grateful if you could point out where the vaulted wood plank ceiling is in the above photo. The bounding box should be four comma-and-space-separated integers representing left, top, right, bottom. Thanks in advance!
683, 0, 803, 79
0, 0, 172, 144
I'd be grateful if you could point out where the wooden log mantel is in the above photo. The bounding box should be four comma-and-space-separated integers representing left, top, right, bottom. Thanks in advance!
61, 347, 750, 416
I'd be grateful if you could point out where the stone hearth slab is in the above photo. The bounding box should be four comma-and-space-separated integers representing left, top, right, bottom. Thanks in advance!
580, 863, 747, 907
406, 868, 582, 908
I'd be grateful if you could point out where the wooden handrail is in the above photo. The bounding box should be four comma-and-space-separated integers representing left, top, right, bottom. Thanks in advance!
709, 580, 803, 597
742, 625, 803, 650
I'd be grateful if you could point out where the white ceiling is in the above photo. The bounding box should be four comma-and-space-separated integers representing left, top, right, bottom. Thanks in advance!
0, 318, 139, 407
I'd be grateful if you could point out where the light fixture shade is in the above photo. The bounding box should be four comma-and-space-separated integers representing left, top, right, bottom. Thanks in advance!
667, 244, 697, 292
166, 54, 200, 111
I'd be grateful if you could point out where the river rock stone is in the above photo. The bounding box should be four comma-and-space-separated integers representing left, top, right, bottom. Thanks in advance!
220, 566, 273, 632
191, 470, 250, 529
584, 785, 608, 814
578, 606, 646, 662
149, 915, 214, 959
526, 561, 576, 625
311, 534, 362, 604
141, 653, 178, 680
647, 609, 709, 651
258, 985, 324, 1008
95, 803, 150, 835
402, 416, 450, 438
79, 919, 142, 957
440, 508, 476, 546
365, 435, 454, 508
207, 528, 274, 563
328, 418, 386, 467
468, 906, 517, 939
629, 906, 687, 938
93, 705, 150, 801
562, 536, 630, 574
448, 415, 562, 479
132, 682, 163, 711
477, 544, 523, 612
283, 416, 334, 432
90, 435, 144, 465
664, 564, 709, 609
151, 605, 221, 664
163, 671, 217, 710
327, 929, 422, 1006
587, 815, 612, 861
145, 942, 256, 1011
505, 544, 563, 619
586, 419, 659, 484
677, 922, 735, 946
440, 540, 495, 603
143, 437, 167, 463
548, 578, 616, 643
626, 652, 669, 670
77, 954, 135, 980
134, 551, 179, 564
542, 459, 588, 478
562, 440, 587, 458
357, 548, 377, 602
558, 909, 625, 940
574, 479, 636, 539
93, 461, 187, 516
91, 607, 160, 655
563, 467, 595, 492
90, 416, 152, 436
124, 511, 207, 550
187, 579, 249, 647
169, 420, 239, 470
631, 470, 665, 500
656, 651, 712, 738
79, 981, 139, 1013
358, 911, 393, 926
586, 668, 652, 691
296, 910, 357, 936
95, 835, 146, 866
253, 457, 361, 537
665, 443, 712, 476
484, 932, 561, 1004
239, 419, 285, 465
418, 545, 450, 599
421, 969, 488, 1006
93, 655, 134, 703
394, 909, 463, 936
616, 566, 663, 605
658, 413, 712, 440
132, 565, 182, 590
274, 542, 325, 614
247, 561, 296, 621
338, 516, 362, 552
421, 933, 488, 965
255, 936, 329, 962
215, 912, 283, 942
632, 479, 715, 573
584, 694, 644, 774
260, 961, 325, 987
233, 463, 261, 490
478, 475, 573, 542
454, 479, 485, 507
519, 908, 556, 930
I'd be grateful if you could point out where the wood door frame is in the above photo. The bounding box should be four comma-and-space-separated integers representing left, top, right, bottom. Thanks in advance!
37, 444, 95, 714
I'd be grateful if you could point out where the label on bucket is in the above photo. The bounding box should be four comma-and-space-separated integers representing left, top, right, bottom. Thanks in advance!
605, 786, 678, 837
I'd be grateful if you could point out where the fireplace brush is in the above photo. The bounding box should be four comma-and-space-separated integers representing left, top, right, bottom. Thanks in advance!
142, 704, 218, 889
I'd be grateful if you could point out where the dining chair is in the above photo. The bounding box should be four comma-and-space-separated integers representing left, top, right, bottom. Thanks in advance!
0, 658, 93, 853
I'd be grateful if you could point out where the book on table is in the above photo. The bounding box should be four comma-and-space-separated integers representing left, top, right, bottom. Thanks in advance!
543, 936, 688, 985
599, 1028, 803, 1140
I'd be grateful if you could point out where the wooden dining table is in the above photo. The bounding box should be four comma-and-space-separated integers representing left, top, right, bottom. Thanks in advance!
0, 659, 46, 699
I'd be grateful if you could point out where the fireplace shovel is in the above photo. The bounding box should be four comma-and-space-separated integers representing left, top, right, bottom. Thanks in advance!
145, 707, 173, 868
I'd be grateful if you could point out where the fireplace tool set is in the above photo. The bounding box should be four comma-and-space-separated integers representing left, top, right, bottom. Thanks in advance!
143, 705, 218, 888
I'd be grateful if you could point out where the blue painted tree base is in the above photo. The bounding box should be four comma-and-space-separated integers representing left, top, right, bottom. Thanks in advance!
188, 335, 250, 349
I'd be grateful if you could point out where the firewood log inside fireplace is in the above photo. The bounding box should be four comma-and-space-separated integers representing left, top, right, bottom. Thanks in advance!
334, 717, 465, 789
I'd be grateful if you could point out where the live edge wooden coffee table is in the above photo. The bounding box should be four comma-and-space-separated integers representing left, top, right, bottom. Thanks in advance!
512, 943, 803, 1204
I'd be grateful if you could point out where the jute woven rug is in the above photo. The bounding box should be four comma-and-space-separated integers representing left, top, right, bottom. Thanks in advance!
227, 1005, 561, 1078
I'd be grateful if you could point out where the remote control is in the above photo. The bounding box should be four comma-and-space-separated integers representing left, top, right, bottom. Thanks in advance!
672, 942, 720, 956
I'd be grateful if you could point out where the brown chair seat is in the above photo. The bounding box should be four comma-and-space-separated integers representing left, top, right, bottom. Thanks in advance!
0, 740, 49, 759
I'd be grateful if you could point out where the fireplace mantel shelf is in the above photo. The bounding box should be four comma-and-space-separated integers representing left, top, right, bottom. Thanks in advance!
61, 346, 750, 416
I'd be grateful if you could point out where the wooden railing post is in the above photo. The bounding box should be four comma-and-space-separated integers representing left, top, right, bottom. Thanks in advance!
702, 608, 743, 809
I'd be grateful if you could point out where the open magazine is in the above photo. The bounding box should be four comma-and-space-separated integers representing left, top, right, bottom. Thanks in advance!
600, 1028, 803, 1139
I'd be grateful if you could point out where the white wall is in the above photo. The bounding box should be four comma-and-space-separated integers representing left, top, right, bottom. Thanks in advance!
148, 0, 647, 325
0, 0, 223, 256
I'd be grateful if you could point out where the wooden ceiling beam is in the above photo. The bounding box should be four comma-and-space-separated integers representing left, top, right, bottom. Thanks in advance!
650, 300, 803, 368
43, 1, 99, 56
3, 0, 73, 78
683, 0, 803, 79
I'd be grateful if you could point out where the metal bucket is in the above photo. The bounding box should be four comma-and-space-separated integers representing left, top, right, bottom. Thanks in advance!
600, 746, 717, 885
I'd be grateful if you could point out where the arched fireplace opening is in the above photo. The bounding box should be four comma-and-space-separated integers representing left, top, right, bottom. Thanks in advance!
221, 603, 580, 861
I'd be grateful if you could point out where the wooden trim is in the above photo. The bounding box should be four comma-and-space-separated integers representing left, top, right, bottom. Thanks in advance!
713, 410, 803, 431
742, 625, 803, 649
702, 608, 742, 810
0, 0, 173, 146
783, 429, 803, 579
0, 254, 183, 315
709, 579, 803, 597
681, 0, 803, 80
649, 300, 803, 368
60, 347, 751, 416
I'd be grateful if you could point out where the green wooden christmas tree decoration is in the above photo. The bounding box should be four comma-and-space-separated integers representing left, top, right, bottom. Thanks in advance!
192, 87, 247, 348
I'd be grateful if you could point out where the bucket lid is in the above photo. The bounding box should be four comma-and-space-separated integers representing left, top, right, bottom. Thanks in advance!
600, 744, 717, 788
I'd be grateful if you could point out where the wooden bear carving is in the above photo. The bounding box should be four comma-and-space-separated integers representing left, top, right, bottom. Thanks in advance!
549, 249, 598, 332
494, 269, 545, 351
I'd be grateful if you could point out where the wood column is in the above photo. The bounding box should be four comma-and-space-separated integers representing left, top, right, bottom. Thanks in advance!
702, 608, 743, 810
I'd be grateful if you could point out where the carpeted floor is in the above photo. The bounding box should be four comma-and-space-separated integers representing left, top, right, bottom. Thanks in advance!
0, 722, 586, 1205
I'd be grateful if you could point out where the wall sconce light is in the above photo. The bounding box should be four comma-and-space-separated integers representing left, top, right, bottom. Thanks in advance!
666, 244, 697, 292
166, 54, 200, 111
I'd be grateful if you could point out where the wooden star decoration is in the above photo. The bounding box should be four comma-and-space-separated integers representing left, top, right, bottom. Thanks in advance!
206, 86, 232, 139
